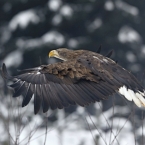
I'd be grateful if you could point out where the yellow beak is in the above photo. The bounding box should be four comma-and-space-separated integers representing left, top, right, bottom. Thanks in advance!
48, 50, 59, 58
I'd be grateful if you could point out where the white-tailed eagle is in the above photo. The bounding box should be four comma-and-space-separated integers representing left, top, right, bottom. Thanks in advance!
1, 48, 145, 114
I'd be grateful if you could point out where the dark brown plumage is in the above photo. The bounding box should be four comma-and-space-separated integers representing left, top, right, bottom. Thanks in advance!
1, 48, 145, 114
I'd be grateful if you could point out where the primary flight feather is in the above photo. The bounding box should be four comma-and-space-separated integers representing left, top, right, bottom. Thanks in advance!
1, 48, 145, 114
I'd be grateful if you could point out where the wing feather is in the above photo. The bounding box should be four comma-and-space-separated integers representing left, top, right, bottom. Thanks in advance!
77, 83, 96, 103
49, 83, 67, 108
79, 82, 100, 102
22, 83, 34, 107
41, 84, 50, 113
13, 81, 25, 97
45, 84, 57, 110
53, 83, 76, 106
22, 83, 31, 107
49, 82, 64, 109
34, 84, 42, 114
63, 84, 87, 106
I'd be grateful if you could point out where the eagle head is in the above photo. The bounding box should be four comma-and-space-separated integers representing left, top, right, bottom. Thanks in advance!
48, 48, 85, 61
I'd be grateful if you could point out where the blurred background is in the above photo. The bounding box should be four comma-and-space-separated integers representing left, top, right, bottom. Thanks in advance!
0, 0, 145, 145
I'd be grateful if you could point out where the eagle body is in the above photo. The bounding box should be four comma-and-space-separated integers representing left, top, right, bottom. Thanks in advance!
1, 48, 145, 114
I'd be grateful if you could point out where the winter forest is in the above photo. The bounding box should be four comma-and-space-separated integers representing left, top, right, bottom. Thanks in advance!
0, 0, 145, 145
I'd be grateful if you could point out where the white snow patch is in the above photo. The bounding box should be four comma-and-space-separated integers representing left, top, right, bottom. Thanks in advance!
141, 45, 145, 54
3, 50, 23, 67
126, 51, 136, 62
99, 127, 135, 145
0, 102, 9, 119
118, 26, 141, 44
99, 106, 129, 126
42, 31, 65, 45
28, 115, 43, 129
77, 106, 85, 115
104, 1, 114, 11
52, 14, 62, 25
16, 31, 65, 50
0, 121, 8, 142
88, 18, 102, 32
48, 0, 62, 11
68, 38, 78, 48
9, 9, 40, 30
60, 5, 73, 17
115, 1, 139, 16
0, 100, 139, 145
137, 126, 145, 136
63, 130, 94, 145
111, 117, 132, 130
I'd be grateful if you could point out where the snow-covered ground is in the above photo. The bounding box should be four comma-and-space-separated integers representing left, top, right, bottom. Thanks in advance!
0, 94, 143, 145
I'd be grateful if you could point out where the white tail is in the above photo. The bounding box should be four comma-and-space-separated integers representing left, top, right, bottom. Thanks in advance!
119, 86, 145, 107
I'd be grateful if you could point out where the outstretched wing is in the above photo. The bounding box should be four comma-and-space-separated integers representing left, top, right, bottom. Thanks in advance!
77, 52, 145, 107
2, 51, 145, 114
1, 58, 119, 114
